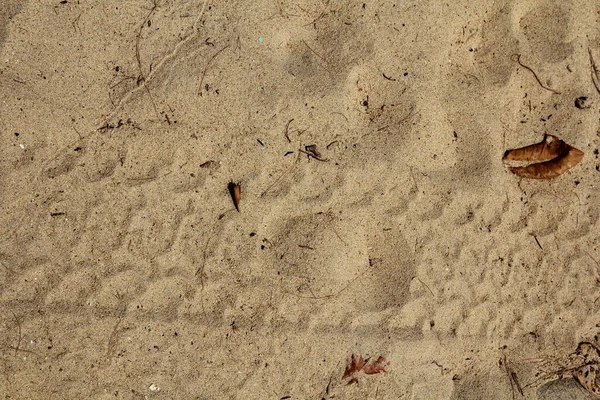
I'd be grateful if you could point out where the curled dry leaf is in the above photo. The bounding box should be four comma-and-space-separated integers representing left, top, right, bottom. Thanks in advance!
502, 134, 584, 179
228, 182, 241, 211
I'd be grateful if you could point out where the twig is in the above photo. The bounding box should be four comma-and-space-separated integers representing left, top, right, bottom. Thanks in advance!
106, 308, 125, 358
135, 0, 158, 82
0, 311, 39, 356
305, 10, 327, 28
399, 105, 418, 123
296, 274, 362, 300
0, 260, 14, 275
284, 119, 294, 143
502, 355, 516, 399
513, 54, 560, 94
301, 39, 332, 73
417, 278, 434, 296
195, 213, 228, 283
134, 0, 162, 121
585, 250, 600, 266
96, 0, 212, 131
71, 12, 82, 33
502, 354, 524, 399
533, 235, 543, 250
198, 45, 231, 96
144, 84, 161, 121
326, 140, 338, 149
260, 152, 301, 197
10, 311, 22, 356
330, 111, 348, 122
511, 371, 524, 396
589, 48, 600, 94
331, 226, 348, 246
299, 148, 328, 161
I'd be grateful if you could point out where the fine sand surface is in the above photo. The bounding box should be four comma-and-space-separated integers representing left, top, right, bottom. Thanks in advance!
1, 1, 600, 399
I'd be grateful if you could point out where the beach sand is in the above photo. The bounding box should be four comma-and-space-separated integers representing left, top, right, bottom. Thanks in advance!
1, 0, 600, 398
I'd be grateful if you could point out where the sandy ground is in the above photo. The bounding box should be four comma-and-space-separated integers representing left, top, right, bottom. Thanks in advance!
1, 0, 600, 399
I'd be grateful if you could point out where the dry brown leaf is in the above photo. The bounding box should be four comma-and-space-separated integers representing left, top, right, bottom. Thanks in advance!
343, 354, 390, 382
362, 355, 390, 375
502, 134, 567, 162
343, 354, 366, 379
503, 134, 584, 179
507, 148, 584, 179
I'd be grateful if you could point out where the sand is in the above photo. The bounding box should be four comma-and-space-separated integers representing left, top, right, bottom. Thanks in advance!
1, 0, 600, 398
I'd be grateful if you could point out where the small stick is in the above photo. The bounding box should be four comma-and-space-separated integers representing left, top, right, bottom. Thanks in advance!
260, 152, 301, 197
301, 39, 332, 73
195, 214, 226, 280
511, 371, 524, 396
589, 48, 600, 94
198, 45, 231, 96
105, 309, 125, 358
71, 12, 82, 33
533, 235, 543, 250
326, 140, 338, 149
399, 105, 418, 124
134, 0, 162, 121
330, 111, 348, 122
513, 54, 560, 94
135, 0, 158, 82
502, 354, 525, 399
299, 148, 328, 161
10, 311, 22, 356
295, 274, 362, 300
284, 119, 294, 143
417, 278, 434, 296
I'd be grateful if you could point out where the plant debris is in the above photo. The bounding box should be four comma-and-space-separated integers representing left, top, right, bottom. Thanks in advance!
342, 354, 390, 384
228, 182, 241, 211
572, 342, 600, 395
502, 134, 584, 179
343, 354, 367, 379
513, 54, 560, 94
299, 144, 328, 161
305, 144, 321, 159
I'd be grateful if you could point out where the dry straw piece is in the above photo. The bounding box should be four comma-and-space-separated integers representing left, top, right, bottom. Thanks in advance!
502, 134, 584, 179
